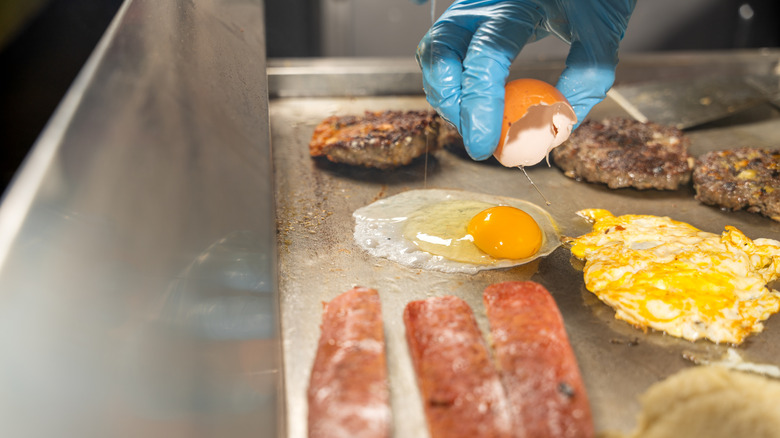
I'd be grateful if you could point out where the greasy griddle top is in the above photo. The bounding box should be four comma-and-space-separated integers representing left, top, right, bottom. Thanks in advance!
271, 95, 780, 438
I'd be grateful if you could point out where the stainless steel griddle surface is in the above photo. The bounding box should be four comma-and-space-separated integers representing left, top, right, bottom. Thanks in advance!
270, 68, 780, 438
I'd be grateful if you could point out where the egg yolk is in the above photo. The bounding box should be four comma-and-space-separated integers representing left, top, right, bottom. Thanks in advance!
467, 206, 543, 259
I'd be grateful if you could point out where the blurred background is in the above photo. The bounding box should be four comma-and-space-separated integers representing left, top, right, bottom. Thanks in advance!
1, 0, 779, 192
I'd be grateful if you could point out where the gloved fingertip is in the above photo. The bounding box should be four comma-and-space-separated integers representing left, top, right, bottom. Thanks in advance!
557, 64, 616, 130
467, 148, 494, 162
415, 32, 431, 68
459, 106, 502, 162
463, 130, 499, 161
571, 104, 590, 129
459, 108, 503, 161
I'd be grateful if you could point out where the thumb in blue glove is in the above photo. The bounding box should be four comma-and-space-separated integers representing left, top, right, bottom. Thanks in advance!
416, 0, 637, 162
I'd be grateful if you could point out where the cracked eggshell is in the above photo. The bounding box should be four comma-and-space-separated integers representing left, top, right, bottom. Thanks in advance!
493, 78, 577, 168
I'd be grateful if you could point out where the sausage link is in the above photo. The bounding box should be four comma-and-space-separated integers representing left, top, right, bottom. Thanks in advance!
307, 287, 390, 438
404, 295, 512, 438
484, 281, 594, 438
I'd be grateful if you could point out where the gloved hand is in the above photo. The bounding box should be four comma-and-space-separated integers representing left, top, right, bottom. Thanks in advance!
416, 0, 637, 161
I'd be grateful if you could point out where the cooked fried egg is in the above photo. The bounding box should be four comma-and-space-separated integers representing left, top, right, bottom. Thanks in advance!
568, 208, 780, 344
353, 189, 560, 274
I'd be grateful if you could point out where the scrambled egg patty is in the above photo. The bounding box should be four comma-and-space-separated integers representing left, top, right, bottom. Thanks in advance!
568, 209, 780, 344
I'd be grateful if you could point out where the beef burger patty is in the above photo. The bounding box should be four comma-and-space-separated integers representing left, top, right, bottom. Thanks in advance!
551, 118, 694, 190
693, 147, 780, 222
309, 110, 444, 169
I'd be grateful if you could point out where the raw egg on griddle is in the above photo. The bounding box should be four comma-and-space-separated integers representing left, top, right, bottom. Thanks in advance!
353, 189, 560, 274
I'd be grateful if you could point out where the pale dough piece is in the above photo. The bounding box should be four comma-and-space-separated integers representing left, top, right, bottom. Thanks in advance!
628, 366, 780, 438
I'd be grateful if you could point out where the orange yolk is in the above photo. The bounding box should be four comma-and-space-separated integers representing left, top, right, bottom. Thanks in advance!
467, 206, 543, 259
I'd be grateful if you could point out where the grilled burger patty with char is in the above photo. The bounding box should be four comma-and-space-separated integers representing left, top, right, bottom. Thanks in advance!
551, 118, 694, 190
693, 147, 780, 222
310, 110, 455, 169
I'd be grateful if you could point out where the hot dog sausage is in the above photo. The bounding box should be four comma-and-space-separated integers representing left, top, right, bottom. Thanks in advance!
307, 287, 390, 438
484, 281, 593, 438
404, 295, 512, 438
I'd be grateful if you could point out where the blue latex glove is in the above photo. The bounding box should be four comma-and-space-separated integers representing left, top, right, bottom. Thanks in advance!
417, 0, 637, 161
